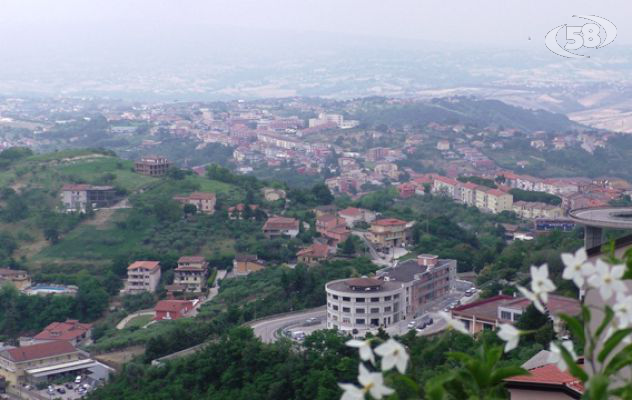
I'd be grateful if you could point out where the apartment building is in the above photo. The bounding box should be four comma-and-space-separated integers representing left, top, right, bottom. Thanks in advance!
124, 261, 161, 294
0, 268, 31, 290
173, 192, 216, 214
134, 156, 171, 176
513, 201, 564, 220
60, 184, 117, 212
173, 256, 208, 293
378, 254, 457, 317
0, 341, 83, 385
367, 218, 414, 250
326, 278, 404, 335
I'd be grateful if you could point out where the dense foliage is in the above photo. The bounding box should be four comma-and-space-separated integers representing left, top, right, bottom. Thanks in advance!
508, 188, 562, 205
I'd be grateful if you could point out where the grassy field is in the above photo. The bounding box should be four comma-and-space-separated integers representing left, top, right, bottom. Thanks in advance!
33, 209, 148, 265
125, 314, 154, 329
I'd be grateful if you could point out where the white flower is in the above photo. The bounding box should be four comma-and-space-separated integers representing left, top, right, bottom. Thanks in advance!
587, 259, 627, 300
530, 264, 556, 303
338, 383, 364, 400
561, 248, 594, 288
516, 285, 546, 313
346, 339, 375, 365
547, 340, 576, 371
436, 311, 470, 335
613, 293, 632, 329
374, 338, 409, 373
497, 323, 520, 353
357, 363, 394, 399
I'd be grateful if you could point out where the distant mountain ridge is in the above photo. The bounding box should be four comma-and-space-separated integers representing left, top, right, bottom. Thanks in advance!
349, 96, 586, 133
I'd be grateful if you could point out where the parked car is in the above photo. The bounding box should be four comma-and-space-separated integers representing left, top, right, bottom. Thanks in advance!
407, 321, 416, 329
65, 383, 74, 389
304, 317, 319, 326
75, 375, 82, 384
57, 387, 66, 394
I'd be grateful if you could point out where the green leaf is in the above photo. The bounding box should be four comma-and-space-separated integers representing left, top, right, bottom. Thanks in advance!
594, 306, 614, 340
584, 374, 609, 400
558, 313, 585, 345
559, 345, 588, 382
489, 366, 528, 384
598, 328, 632, 363
604, 342, 632, 375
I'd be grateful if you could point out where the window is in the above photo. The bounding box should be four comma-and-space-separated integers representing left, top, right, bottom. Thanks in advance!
342, 297, 351, 302
384, 306, 391, 312
370, 297, 380, 302
370, 308, 379, 313
333, 295, 339, 300
513, 313, 521, 321
384, 296, 392, 301
356, 297, 365, 303
356, 308, 365, 314
394, 294, 400, 299
342, 307, 351, 313
355, 318, 365, 325
500, 311, 512, 320
333, 305, 339, 311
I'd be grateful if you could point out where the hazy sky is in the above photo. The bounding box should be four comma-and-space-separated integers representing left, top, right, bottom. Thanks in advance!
1, 0, 630, 48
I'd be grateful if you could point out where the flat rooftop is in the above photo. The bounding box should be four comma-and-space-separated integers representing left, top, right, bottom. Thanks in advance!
569, 207, 632, 229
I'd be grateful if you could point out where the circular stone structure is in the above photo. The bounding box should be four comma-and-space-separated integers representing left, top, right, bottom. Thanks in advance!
569, 207, 632, 249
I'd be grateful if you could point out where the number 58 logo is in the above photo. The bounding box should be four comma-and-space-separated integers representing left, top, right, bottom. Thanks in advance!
545, 15, 617, 58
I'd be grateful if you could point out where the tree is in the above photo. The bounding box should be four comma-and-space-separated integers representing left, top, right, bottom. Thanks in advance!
183, 203, 197, 216
311, 183, 334, 205
340, 236, 356, 256
43, 227, 60, 244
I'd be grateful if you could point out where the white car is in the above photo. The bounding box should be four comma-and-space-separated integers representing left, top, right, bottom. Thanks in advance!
407, 321, 416, 329
75, 375, 82, 384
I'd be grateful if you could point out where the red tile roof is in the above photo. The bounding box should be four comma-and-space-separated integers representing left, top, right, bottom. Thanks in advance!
127, 261, 161, 271
155, 300, 194, 313
373, 218, 408, 226
338, 207, 362, 217
2, 341, 77, 362
263, 217, 299, 231
178, 256, 206, 264
505, 364, 584, 394
186, 192, 216, 200
297, 243, 329, 259
33, 320, 92, 342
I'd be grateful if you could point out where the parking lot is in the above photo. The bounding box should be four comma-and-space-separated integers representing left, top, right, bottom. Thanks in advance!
18, 377, 96, 400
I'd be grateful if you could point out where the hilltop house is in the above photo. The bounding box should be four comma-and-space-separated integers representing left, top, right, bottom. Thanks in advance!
0, 268, 31, 290
173, 256, 208, 293
124, 261, 161, 294
134, 156, 171, 176
154, 300, 195, 321
337, 207, 376, 228
233, 254, 266, 276
262, 216, 299, 238
32, 320, 92, 347
60, 184, 117, 212
173, 192, 216, 214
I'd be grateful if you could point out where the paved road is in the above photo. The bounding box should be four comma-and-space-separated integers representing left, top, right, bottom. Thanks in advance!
249, 307, 326, 343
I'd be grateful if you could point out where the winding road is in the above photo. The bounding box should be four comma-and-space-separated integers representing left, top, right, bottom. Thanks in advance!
248, 306, 326, 343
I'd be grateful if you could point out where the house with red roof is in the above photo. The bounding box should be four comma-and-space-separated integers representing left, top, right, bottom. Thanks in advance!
262, 216, 300, 238
337, 207, 376, 227
296, 243, 330, 265
124, 261, 161, 294
451, 294, 580, 334
0, 341, 83, 385
154, 300, 195, 321
173, 192, 216, 214
32, 320, 92, 347
505, 350, 584, 399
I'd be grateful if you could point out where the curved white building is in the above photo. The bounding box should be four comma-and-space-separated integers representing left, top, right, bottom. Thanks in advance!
326, 277, 404, 335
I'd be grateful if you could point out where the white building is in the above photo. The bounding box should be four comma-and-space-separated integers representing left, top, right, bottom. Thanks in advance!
326, 277, 404, 335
